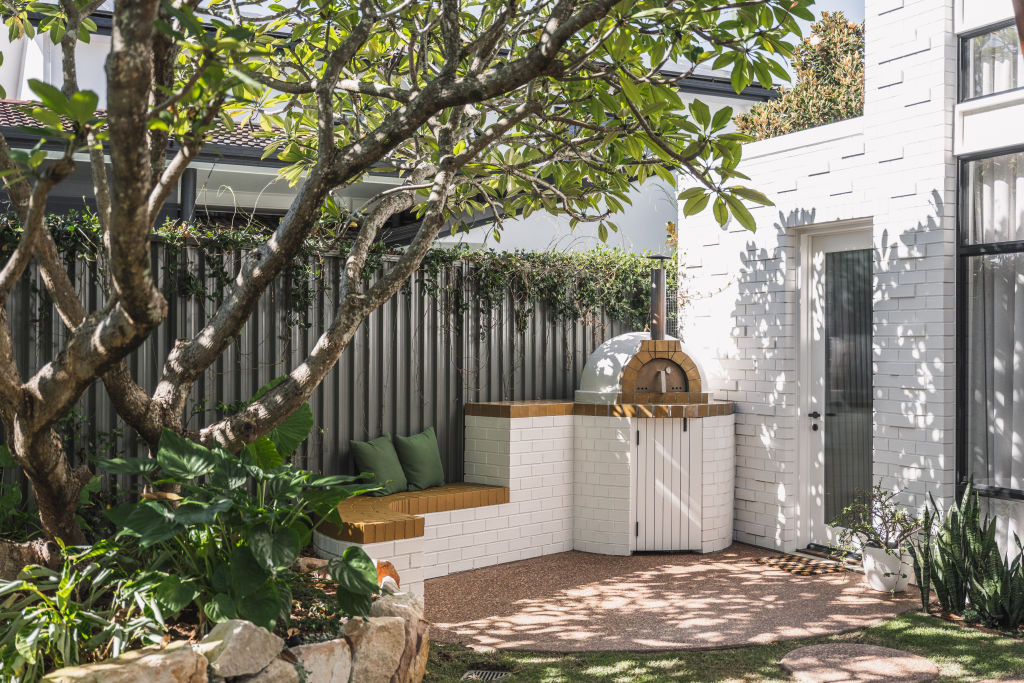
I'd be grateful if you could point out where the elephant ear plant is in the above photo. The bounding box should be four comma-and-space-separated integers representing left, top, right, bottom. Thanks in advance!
100, 426, 378, 632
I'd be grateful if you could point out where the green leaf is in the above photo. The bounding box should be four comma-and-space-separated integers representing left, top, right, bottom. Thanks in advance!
156, 428, 217, 480
729, 186, 773, 206
244, 436, 283, 471
97, 457, 159, 476
683, 192, 710, 217
328, 546, 378, 609
203, 593, 238, 623
731, 59, 749, 94
230, 545, 271, 595
27, 79, 71, 117
208, 450, 249, 490
0, 444, 14, 468
173, 497, 233, 526
723, 194, 757, 231
248, 524, 300, 572
713, 197, 729, 227
78, 475, 101, 505
711, 106, 734, 131
689, 100, 711, 127
237, 581, 281, 630
250, 378, 314, 456
676, 187, 704, 201
617, 72, 643, 105
106, 501, 179, 547
154, 575, 200, 615
67, 90, 98, 123
15, 624, 41, 664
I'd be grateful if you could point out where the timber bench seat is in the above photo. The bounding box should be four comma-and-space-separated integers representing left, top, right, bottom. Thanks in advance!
319, 482, 510, 544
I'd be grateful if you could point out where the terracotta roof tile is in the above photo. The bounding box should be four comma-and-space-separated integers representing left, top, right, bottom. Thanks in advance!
0, 99, 267, 152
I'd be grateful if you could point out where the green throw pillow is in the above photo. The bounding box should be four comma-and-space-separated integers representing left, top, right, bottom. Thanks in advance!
350, 434, 407, 496
393, 427, 445, 491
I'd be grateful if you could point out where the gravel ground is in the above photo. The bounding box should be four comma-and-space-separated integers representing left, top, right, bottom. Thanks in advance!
424, 543, 919, 652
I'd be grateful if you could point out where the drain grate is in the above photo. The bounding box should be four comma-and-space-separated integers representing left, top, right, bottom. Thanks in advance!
461, 671, 513, 681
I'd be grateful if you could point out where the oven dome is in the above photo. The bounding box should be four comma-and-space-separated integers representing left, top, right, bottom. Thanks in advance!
574, 331, 706, 404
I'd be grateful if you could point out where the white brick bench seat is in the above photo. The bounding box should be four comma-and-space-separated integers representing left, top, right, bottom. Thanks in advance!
313, 401, 576, 597
314, 395, 733, 598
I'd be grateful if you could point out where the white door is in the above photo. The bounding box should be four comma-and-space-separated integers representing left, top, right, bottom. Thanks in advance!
800, 229, 874, 547
633, 418, 701, 551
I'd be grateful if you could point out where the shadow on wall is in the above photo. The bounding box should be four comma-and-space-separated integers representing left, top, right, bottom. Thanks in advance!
871, 189, 948, 511
724, 189, 947, 546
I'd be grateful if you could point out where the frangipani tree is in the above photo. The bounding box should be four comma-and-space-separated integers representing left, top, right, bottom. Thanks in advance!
0, 0, 811, 569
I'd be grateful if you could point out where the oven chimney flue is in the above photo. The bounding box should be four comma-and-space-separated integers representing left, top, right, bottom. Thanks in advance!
649, 256, 668, 340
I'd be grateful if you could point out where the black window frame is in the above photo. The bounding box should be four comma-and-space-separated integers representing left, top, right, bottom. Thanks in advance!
959, 19, 1024, 103
956, 144, 1024, 503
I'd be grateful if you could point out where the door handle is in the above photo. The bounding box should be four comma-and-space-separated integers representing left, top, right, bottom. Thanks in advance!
807, 411, 821, 419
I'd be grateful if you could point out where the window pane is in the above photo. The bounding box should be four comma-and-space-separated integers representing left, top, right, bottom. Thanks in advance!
965, 151, 1024, 244
823, 249, 873, 521
966, 253, 1024, 491
962, 25, 1024, 100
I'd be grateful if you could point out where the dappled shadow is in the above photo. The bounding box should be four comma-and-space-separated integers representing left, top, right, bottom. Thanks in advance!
424, 545, 917, 652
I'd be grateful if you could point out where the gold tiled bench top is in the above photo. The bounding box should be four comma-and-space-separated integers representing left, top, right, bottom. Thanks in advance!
464, 399, 576, 418
466, 399, 733, 419
319, 482, 510, 545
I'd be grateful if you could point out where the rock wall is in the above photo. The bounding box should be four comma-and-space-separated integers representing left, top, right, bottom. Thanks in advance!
42, 592, 428, 683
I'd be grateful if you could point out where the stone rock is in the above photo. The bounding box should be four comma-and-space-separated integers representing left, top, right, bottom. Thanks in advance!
370, 592, 427, 683
379, 576, 400, 595
197, 619, 284, 678
405, 624, 429, 683
42, 641, 207, 683
291, 638, 352, 683
370, 592, 424, 622
780, 644, 940, 682
342, 617, 406, 683
236, 657, 300, 683
294, 556, 330, 580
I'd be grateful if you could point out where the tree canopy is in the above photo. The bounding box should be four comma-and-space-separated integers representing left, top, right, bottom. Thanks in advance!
735, 10, 862, 140
0, 0, 811, 557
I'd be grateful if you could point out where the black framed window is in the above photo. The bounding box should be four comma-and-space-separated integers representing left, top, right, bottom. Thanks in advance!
960, 22, 1024, 102
958, 148, 1024, 501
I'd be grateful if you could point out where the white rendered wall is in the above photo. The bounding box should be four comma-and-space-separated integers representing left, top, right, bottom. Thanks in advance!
680, 0, 958, 551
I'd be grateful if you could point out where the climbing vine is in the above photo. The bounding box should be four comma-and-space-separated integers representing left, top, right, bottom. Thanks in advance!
0, 211, 680, 335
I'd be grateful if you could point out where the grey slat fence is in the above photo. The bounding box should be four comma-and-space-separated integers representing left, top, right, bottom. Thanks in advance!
7, 243, 629, 485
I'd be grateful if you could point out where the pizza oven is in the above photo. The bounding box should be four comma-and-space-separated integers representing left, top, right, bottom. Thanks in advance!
572, 259, 735, 554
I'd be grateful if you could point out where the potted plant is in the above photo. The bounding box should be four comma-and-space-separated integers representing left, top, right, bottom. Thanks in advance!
831, 484, 922, 593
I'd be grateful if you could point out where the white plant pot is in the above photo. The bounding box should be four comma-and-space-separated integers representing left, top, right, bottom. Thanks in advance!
862, 546, 911, 593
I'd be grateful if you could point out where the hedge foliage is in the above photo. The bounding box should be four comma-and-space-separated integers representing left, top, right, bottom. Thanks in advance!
734, 12, 864, 140
0, 211, 677, 335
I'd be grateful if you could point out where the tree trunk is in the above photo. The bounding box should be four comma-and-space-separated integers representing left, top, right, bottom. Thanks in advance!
10, 428, 89, 548
0, 538, 60, 580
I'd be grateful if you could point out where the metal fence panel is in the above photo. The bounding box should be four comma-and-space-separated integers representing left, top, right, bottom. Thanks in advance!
8, 245, 629, 483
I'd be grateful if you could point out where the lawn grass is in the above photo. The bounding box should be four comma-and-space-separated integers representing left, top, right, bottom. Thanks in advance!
424, 612, 1024, 682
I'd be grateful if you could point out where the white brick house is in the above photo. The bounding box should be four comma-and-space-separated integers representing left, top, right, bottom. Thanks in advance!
681, 0, 1024, 553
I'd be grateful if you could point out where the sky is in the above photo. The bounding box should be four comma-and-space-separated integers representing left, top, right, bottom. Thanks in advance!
805, 0, 865, 30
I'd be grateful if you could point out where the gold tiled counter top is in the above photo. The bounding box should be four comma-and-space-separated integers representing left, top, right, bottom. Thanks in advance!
465, 399, 733, 418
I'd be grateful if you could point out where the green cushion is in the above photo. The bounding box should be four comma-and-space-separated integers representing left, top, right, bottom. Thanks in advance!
349, 435, 407, 496
393, 427, 446, 491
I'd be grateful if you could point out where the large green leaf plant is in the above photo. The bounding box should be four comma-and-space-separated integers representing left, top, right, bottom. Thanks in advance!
99, 381, 379, 632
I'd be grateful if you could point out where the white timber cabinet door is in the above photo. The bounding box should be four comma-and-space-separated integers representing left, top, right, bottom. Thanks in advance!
633, 418, 702, 551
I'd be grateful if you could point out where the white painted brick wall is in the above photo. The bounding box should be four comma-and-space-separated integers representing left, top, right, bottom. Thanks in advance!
573, 414, 634, 555
700, 415, 737, 553
679, 0, 958, 551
